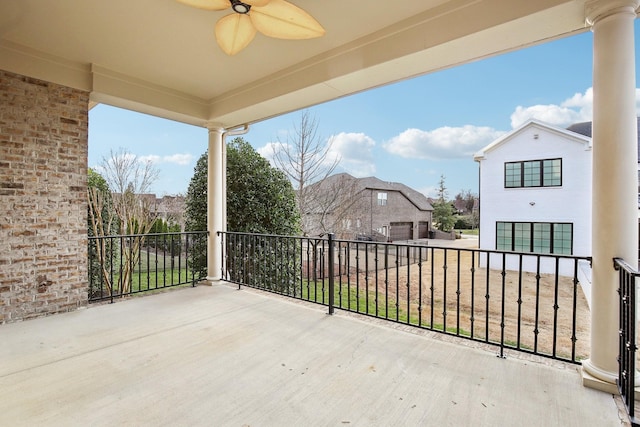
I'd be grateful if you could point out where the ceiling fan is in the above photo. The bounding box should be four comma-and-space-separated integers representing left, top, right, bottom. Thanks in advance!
176, 0, 325, 56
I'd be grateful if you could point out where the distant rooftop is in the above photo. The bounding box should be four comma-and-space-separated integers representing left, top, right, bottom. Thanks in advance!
323, 173, 433, 211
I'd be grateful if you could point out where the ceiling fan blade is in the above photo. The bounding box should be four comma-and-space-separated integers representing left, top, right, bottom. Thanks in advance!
244, 0, 271, 6
176, 0, 230, 11
250, 0, 325, 40
215, 13, 257, 55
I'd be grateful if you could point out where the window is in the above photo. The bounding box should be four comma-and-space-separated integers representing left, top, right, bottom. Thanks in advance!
377, 192, 387, 206
504, 158, 561, 188
496, 222, 572, 255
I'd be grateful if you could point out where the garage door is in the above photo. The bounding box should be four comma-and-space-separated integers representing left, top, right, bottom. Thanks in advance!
389, 222, 413, 241
418, 221, 429, 239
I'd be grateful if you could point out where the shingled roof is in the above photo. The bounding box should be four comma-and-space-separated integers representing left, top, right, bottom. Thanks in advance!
566, 117, 640, 161
318, 173, 433, 211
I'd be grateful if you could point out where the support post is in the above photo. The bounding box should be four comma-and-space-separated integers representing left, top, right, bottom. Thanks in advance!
207, 127, 225, 282
328, 233, 335, 315
582, 0, 640, 392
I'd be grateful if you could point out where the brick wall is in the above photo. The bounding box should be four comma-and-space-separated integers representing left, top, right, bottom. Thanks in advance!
0, 70, 89, 323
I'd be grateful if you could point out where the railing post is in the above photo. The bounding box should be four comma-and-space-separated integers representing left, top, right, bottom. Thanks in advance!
328, 233, 335, 315
217, 231, 225, 282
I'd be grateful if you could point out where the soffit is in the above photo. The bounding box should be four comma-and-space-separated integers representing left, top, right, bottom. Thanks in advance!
0, 0, 590, 127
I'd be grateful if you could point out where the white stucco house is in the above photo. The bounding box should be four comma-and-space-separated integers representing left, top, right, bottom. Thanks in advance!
473, 120, 593, 279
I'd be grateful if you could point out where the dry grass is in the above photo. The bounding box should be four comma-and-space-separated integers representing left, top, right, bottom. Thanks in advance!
334, 240, 590, 362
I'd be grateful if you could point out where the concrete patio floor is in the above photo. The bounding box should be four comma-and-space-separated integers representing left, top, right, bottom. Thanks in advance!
0, 283, 625, 426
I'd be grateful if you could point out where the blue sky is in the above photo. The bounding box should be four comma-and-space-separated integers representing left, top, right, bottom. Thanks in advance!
89, 21, 640, 198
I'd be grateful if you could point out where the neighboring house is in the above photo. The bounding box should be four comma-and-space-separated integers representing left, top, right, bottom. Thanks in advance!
303, 173, 433, 241
129, 193, 186, 230
155, 195, 186, 230
473, 120, 593, 276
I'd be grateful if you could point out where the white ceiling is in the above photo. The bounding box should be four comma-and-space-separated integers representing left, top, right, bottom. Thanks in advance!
0, 0, 592, 128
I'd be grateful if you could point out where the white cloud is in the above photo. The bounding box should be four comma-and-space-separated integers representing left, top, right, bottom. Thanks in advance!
257, 133, 376, 178
138, 154, 162, 164
257, 141, 288, 166
418, 185, 437, 199
328, 132, 376, 177
164, 153, 194, 165
511, 87, 640, 129
383, 125, 505, 160
510, 88, 594, 129
382, 86, 640, 162
138, 153, 194, 166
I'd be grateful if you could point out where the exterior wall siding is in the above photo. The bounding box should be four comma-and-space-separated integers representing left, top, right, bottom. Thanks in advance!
316, 187, 432, 241
370, 190, 431, 241
0, 69, 89, 323
477, 123, 592, 275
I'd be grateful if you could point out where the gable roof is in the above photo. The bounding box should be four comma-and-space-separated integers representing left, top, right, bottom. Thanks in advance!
318, 173, 433, 211
473, 119, 592, 161
566, 117, 640, 162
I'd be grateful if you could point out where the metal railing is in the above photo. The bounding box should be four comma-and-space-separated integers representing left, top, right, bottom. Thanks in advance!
219, 231, 591, 363
88, 231, 208, 303
614, 257, 639, 427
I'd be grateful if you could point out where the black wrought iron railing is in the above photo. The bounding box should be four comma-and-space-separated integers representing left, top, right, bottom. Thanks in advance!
219, 231, 591, 363
88, 231, 208, 303
614, 257, 639, 427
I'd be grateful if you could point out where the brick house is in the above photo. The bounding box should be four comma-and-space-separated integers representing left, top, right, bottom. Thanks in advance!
303, 173, 433, 241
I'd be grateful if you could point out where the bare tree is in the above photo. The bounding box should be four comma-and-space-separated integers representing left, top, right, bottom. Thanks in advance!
272, 110, 340, 235
87, 148, 160, 296
99, 148, 159, 235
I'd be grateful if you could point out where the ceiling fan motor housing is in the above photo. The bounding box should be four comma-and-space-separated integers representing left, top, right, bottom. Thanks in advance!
230, 0, 251, 14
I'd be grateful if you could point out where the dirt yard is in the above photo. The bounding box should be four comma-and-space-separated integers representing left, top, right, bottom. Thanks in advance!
335, 238, 590, 361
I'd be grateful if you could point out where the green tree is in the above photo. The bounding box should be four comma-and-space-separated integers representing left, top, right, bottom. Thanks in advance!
227, 137, 300, 234
227, 138, 301, 293
432, 174, 456, 232
184, 137, 301, 279
184, 153, 209, 277
88, 167, 113, 236
87, 168, 114, 298
150, 218, 169, 234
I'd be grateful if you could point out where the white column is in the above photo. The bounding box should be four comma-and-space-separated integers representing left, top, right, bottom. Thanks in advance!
582, 0, 639, 393
207, 127, 225, 282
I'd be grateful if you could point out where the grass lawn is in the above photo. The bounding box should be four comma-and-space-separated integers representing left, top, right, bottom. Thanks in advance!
98, 267, 198, 296
128, 268, 197, 292
454, 228, 478, 236
298, 279, 472, 336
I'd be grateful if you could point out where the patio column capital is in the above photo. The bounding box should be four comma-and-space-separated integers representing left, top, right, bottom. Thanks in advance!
207, 126, 224, 136
585, 0, 639, 26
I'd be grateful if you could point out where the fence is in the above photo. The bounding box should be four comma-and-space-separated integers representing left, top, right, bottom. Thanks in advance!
219, 231, 591, 364
88, 231, 208, 302
614, 257, 639, 427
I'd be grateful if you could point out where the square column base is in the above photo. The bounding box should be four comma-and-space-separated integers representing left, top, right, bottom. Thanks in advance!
582, 367, 619, 394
